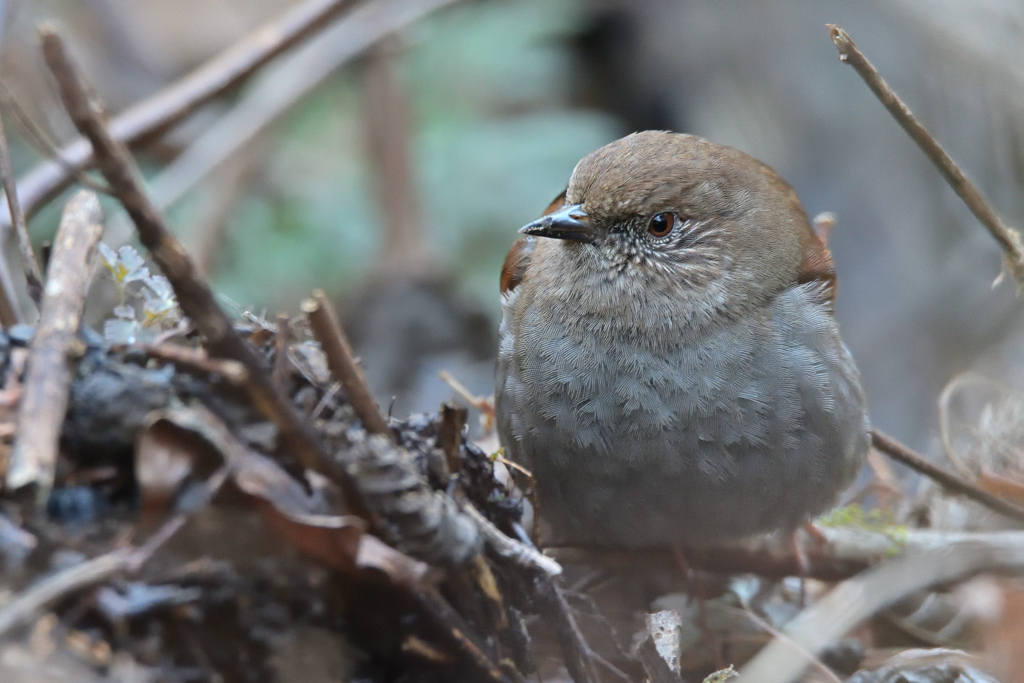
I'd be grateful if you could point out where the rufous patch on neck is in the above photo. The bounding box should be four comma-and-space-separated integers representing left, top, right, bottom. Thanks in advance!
500, 237, 536, 295
795, 222, 836, 309
500, 190, 566, 295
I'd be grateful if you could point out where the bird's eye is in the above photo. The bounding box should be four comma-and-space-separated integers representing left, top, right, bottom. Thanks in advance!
648, 212, 675, 238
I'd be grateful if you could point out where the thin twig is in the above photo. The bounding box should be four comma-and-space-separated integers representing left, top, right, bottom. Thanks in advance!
303, 290, 390, 436
311, 382, 342, 421
39, 25, 371, 521
140, 343, 248, 385
6, 190, 103, 493
538, 581, 604, 683
0, 257, 21, 326
872, 429, 1024, 524
936, 371, 1007, 479
0, 467, 226, 639
272, 313, 291, 391
5, 0, 360, 227
532, 573, 636, 683
0, 114, 42, 307
438, 402, 466, 476
439, 370, 494, 415
736, 607, 842, 683
98, 0, 464, 254
414, 589, 514, 683
0, 547, 133, 638
0, 82, 113, 196
828, 24, 1024, 283
461, 502, 563, 577
740, 538, 1024, 683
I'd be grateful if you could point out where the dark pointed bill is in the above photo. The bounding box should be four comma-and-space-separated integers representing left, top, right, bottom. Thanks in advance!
518, 203, 596, 243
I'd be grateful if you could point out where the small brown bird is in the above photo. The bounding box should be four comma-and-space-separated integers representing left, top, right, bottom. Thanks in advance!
495, 131, 869, 547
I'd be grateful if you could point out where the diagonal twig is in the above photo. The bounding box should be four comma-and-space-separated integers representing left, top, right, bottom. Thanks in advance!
6, 190, 103, 493
139, 343, 248, 385
828, 24, 1024, 284
0, 82, 113, 197
0, 466, 228, 639
38, 24, 371, 521
461, 502, 562, 577
98, 0, 464, 256
0, 547, 132, 638
539, 581, 604, 683
0, 114, 42, 308
4, 0, 360, 228
735, 607, 841, 683
871, 429, 1024, 525
303, 290, 390, 436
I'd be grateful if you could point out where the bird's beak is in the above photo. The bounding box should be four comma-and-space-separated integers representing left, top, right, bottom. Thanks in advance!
518, 204, 596, 244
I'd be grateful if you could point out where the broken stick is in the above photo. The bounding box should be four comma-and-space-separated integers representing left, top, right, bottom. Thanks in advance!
6, 191, 103, 492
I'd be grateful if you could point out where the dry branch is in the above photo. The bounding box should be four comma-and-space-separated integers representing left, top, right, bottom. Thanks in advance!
550, 527, 1024, 582
303, 290, 391, 436
871, 429, 1024, 525
0, 114, 42, 308
0, 467, 226, 639
3, 0, 359, 227
412, 588, 514, 683
6, 190, 103, 492
740, 537, 1024, 683
141, 343, 248, 385
272, 312, 291, 391
828, 24, 1024, 283
461, 502, 563, 577
736, 607, 842, 683
38, 25, 371, 521
0, 547, 133, 638
540, 582, 603, 683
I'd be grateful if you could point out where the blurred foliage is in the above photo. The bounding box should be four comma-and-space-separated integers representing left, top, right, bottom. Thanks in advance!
202, 0, 617, 317
703, 666, 738, 683
819, 504, 909, 555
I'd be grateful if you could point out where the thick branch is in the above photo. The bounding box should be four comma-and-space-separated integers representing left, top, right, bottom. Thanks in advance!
4, 0, 358, 226
828, 24, 1024, 283
39, 25, 370, 520
0, 547, 133, 638
549, 527, 1024, 582
6, 190, 103, 492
